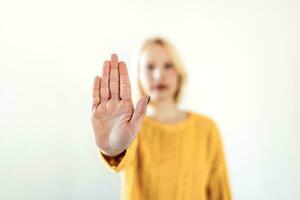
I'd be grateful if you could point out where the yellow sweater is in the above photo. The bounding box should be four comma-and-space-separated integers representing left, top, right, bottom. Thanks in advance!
98, 111, 232, 200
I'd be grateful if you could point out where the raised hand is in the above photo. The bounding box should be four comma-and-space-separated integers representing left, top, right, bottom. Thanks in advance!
91, 54, 150, 157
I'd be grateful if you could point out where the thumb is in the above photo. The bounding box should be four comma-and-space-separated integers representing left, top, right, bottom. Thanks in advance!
130, 95, 150, 126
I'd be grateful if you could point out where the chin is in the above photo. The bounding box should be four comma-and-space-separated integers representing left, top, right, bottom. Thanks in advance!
149, 91, 172, 103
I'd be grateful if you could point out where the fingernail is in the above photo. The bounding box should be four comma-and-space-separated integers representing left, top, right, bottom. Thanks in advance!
147, 96, 151, 105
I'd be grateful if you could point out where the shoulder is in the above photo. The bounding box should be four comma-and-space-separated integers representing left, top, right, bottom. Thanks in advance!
188, 111, 222, 142
189, 111, 218, 130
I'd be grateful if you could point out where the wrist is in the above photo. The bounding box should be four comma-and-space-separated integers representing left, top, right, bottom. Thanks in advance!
100, 148, 126, 157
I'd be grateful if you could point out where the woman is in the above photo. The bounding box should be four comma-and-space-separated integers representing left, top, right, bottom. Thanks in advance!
91, 37, 232, 200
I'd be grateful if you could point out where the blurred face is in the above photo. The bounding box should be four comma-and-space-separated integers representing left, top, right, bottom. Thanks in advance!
139, 44, 179, 103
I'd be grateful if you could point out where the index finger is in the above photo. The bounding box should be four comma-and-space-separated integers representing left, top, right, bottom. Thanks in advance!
119, 61, 132, 101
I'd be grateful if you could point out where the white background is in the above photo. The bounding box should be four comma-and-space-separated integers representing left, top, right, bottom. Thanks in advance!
0, 0, 299, 199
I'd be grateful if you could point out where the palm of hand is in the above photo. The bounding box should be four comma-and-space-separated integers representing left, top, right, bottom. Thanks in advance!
91, 54, 149, 156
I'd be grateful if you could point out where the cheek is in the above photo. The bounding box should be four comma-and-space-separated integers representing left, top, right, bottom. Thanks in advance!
168, 71, 179, 92
139, 72, 152, 92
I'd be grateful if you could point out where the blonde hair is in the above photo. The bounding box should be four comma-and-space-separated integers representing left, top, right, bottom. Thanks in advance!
136, 36, 187, 104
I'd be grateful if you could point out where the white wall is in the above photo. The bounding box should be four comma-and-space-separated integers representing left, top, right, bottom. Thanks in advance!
0, 0, 299, 199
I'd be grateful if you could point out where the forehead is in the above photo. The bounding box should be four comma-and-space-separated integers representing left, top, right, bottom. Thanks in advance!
140, 44, 170, 64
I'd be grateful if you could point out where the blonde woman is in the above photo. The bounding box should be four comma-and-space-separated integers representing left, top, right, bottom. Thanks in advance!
91, 37, 232, 200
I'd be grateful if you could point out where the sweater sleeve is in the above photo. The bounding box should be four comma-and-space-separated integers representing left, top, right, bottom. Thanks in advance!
206, 122, 232, 200
98, 136, 138, 173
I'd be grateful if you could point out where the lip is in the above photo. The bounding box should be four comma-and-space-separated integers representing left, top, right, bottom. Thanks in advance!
154, 84, 168, 90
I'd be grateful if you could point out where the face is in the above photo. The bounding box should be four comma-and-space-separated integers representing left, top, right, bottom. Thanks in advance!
139, 43, 179, 103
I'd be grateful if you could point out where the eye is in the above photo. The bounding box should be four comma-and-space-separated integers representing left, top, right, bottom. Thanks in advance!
147, 63, 155, 70
165, 62, 174, 69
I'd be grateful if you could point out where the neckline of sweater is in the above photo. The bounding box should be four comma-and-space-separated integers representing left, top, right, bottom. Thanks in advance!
143, 110, 194, 131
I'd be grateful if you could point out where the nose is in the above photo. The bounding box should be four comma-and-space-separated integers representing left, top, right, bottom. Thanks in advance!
153, 67, 165, 81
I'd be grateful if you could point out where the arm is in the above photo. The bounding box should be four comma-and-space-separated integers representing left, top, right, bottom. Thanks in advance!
98, 136, 138, 172
206, 122, 232, 200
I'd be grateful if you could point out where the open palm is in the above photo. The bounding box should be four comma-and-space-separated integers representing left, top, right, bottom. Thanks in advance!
91, 54, 150, 157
